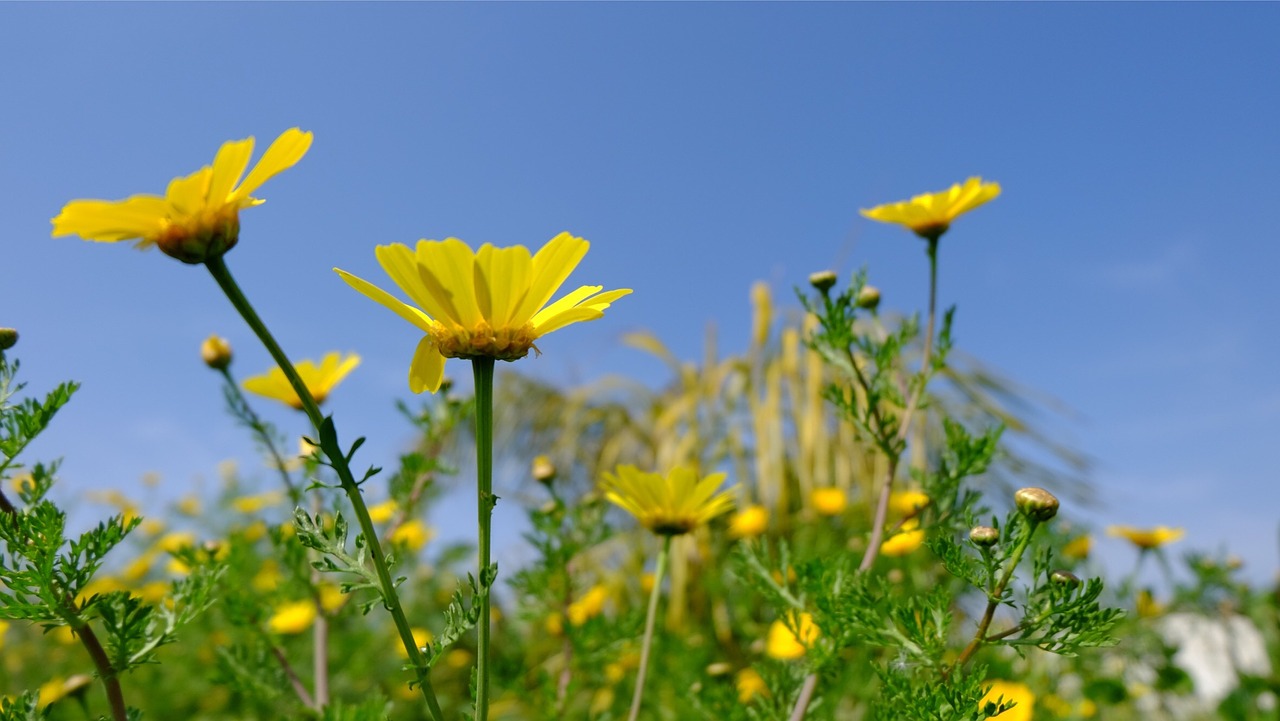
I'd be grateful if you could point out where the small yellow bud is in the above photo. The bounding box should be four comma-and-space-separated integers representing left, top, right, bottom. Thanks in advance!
200, 335, 233, 370
531, 455, 556, 485
1014, 487, 1059, 522
808, 270, 838, 293
0, 328, 17, 351
855, 286, 881, 310
969, 526, 999, 547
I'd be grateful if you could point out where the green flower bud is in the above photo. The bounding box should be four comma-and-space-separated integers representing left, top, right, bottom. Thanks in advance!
1050, 570, 1081, 587
855, 286, 881, 310
808, 270, 838, 294
0, 328, 17, 351
1014, 487, 1059, 522
969, 525, 999, 547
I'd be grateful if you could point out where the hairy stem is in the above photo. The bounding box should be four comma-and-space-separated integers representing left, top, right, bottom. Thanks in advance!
627, 535, 672, 721
205, 257, 444, 721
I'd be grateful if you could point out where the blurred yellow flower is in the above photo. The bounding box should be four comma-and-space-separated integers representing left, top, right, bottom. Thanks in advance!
389, 519, 434, 551
38, 677, 70, 707
811, 487, 848, 516
861, 177, 1001, 241
1108, 525, 1184, 550
979, 679, 1034, 721
177, 495, 201, 516
201, 334, 233, 370
230, 492, 284, 514
567, 584, 610, 626
766, 612, 819, 660
445, 648, 472, 669
395, 627, 434, 658
367, 500, 398, 524
880, 527, 926, 557
318, 584, 348, 614
52, 128, 312, 264
601, 465, 735, 536
155, 531, 196, 553
335, 233, 631, 394
888, 490, 929, 517
10, 473, 34, 495
243, 352, 360, 410
268, 599, 317, 635
252, 560, 283, 593
1062, 534, 1092, 560
736, 668, 769, 703
545, 612, 564, 636
728, 505, 769, 539
1136, 589, 1165, 618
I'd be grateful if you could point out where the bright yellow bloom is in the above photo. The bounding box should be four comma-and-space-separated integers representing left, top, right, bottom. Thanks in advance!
979, 680, 1035, 721
861, 177, 1001, 241
811, 487, 848, 516
389, 519, 434, 551
728, 505, 769, 539
242, 351, 360, 410
52, 128, 312, 263
567, 585, 610, 626
766, 612, 819, 660
268, 599, 318, 635
888, 490, 930, 517
335, 233, 631, 394
880, 527, 926, 557
1107, 525, 1185, 550
367, 500, 399, 524
601, 465, 735, 536
1062, 534, 1092, 560
230, 491, 284, 514
395, 627, 434, 658
736, 668, 769, 703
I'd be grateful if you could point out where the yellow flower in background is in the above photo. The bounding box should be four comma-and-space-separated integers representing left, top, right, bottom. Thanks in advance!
567, 585, 610, 626
268, 599, 317, 635
766, 612, 819, 660
601, 465, 736, 536
252, 560, 283, 592
728, 505, 769, 539
545, 612, 564, 636
51, 128, 312, 264
10, 473, 34, 495
335, 233, 631, 393
230, 492, 284, 514
979, 679, 1035, 721
888, 490, 929, 517
880, 525, 926, 557
811, 487, 848, 516
1062, 534, 1092, 560
1136, 589, 1165, 619
367, 500, 399, 524
317, 584, 348, 614
242, 351, 360, 410
736, 668, 768, 703
861, 177, 1001, 242
1107, 525, 1185, 550
177, 495, 201, 516
395, 627, 433, 658
389, 519, 434, 551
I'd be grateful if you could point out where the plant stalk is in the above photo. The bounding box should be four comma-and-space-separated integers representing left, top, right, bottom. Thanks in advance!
473, 357, 496, 721
627, 535, 672, 721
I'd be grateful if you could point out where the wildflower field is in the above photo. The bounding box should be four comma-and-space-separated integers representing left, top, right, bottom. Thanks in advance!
3, 121, 1277, 721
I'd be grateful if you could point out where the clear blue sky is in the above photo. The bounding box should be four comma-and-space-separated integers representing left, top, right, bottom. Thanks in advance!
4, 4, 1278, 584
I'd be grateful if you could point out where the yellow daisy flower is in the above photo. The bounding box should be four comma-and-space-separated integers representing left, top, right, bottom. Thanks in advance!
600, 465, 736, 536
1062, 534, 1092, 560
389, 519, 434, 551
728, 504, 769, 539
979, 679, 1035, 721
242, 351, 360, 410
268, 599, 318, 635
880, 525, 926, 557
811, 487, 848, 516
861, 177, 1001, 241
52, 128, 312, 264
765, 612, 820, 660
334, 233, 631, 394
1107, 525, 1185, 550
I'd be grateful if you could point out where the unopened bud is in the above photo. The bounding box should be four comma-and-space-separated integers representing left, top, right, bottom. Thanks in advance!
0, 328, 17, 351
532, 455, 556, 485
855, 286, 881, 310
969, 526, 999, 547
200, 335, 233, 370
1014, 487, 1059, 522
808, 270, 838, 294
1050, 570, 1081, 588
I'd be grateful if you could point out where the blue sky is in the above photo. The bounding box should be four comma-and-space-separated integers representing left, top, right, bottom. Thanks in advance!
4, 4, 1279, 584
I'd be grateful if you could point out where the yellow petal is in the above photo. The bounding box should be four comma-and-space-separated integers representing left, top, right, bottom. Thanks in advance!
515, 232, 589, 321
533, 288, 632, 335
334, 268, 437, 333
51, 196, 169, 241
417, 239, 483, 327
234, 128, 313, 201
409, 336, 445, 394
375, 244, 450, 320
475, 244, 533, 327
165, 167, 213, 216
206, 137, 254, 205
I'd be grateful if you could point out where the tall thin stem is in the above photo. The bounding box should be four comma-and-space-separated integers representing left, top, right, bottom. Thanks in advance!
472, 357, 496, 721
205, 257, 444, 721
627, 535, 672, 721
947, 519, 1039, 676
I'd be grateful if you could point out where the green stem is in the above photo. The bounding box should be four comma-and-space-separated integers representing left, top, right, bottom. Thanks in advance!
217, 366, 302, 505
472, 357, 496, 721
628, 535, 671, 721
947, 519, 1040, 676
205, 257, 444, 721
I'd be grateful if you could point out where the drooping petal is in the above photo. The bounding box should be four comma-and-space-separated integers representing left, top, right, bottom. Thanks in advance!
515, 233, 589, 322
165, 167, 214, 217
416, 238, 483, 327
409, 336, 445, 394
234, 128, 313, 201
206, 137, 254, 206
475, 244, 533, 328
334, 268, 437, 333
51, 196, 170, 241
